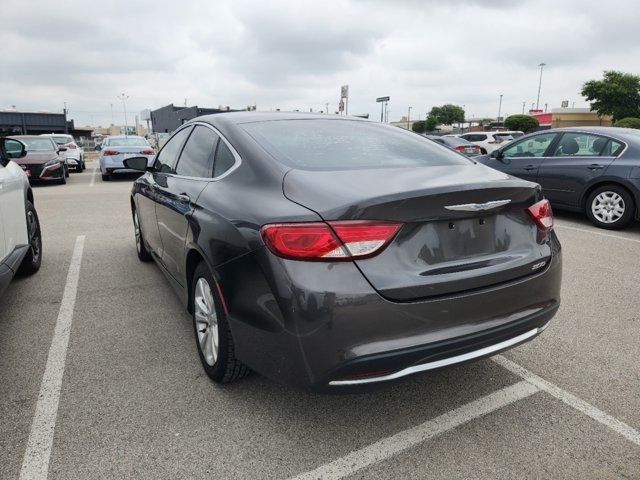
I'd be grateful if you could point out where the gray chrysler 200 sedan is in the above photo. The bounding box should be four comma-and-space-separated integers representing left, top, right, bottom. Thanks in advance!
126, 112, 562, 391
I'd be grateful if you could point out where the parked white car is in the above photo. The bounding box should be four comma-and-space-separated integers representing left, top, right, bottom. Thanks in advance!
41, 134, 85, 172
450, 131, 524, 154
0, 137, 42, 297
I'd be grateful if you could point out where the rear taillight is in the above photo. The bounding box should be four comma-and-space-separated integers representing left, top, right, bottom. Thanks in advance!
455, 146, 466, 153
103, 149, 118, 156
261, 221, 402, 261
140, 149, 154, 155
64, 143, 77, 149
474, 146, 481, 154
527, 199, 553, 232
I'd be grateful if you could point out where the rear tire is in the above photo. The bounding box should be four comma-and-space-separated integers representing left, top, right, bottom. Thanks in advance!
17, 201, 42, 276
585, 184, 634, 230
101, 172, 111, 181
192, 262, 249, 384
132, 208, 152, 262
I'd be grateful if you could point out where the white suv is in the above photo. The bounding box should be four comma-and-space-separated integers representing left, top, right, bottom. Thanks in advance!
452, 131, 524, 154
0, 137, 42, 297
41, 134, 85, 172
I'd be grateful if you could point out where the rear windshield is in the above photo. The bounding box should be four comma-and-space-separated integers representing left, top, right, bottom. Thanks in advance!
494, 134, 514, 140
242, 120, 470, 170
52, 136, 72, 145
21, 138, 55, 151
107, 137, 149, 147
439, 136, 471, 147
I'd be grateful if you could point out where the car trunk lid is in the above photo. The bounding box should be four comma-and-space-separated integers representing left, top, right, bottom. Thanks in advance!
283, 164, 552, 301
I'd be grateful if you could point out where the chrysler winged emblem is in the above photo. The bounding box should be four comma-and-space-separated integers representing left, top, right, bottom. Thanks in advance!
444, 199, 511, 212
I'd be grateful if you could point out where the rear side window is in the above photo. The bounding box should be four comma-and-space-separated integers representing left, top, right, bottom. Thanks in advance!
213, 140, 236, 177
154, 127, 192, 173
601, 139, 625, 157
175, 126, 218, 178
242, 120, 469, 171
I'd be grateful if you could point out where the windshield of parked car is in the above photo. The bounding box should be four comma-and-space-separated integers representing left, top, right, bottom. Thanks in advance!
242, 120, 471, 170
21, 138, 55, 151
107, 137, 149, 147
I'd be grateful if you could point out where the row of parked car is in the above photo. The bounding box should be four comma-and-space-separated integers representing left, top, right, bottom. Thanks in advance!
426, 127, 640, 230
4, 134, 86, 185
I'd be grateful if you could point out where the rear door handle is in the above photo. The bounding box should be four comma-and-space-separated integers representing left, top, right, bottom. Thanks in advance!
177, 193, 191, 203
524, 165, 537, 171
588, 164, 604, 170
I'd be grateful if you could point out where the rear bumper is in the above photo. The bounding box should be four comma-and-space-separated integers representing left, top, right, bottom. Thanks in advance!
100, 156, 154, 173
219, 232, 562, 391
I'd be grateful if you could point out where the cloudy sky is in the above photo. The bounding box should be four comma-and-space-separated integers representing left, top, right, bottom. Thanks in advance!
2, 0, 638, 127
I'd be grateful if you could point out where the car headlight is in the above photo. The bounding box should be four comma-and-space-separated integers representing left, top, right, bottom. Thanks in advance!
44, 159, 60, 167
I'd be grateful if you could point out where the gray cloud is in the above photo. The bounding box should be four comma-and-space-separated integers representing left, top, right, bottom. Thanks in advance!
1, 0, 638, 126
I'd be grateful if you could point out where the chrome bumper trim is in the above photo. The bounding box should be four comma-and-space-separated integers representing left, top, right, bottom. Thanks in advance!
329, 323, 548, 386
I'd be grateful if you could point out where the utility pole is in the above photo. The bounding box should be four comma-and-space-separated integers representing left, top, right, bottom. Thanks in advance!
325, 102, 329, 114
536, 62, 546, 110
110, 103, 115, 125
407, 106, 412, 129
497, 94, 503, 123
117, 93, 129, 135
63, 102, 68, 133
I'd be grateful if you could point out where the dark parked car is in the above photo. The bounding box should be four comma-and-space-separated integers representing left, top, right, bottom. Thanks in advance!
478, 127, 640, 229
8, 135, 68, 184
424, 135, 482, 157
127, 113, 561, 391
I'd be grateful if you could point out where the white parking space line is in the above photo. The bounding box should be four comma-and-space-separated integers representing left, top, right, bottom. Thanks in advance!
555, 223, 640, 245
288, 381, 539, 480
89, 167, 97, 187
493, 355, 640, 447
19, 236, 86, 480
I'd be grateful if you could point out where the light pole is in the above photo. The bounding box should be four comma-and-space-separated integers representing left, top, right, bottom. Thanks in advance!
325, 103, 329, 114
497, 94, 503, 123
407, 106, 412, 129
536, 62, 546, 110
117, 93, 129, 135
522, 101, 526, 114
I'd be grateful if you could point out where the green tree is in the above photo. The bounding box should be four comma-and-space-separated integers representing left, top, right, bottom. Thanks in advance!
425, 116, 438, 132
429, 104, 465, 125
411, 120, 426, 133
614, 117, 640, 129
581, 71, 640, 122
504, 114, 539, 133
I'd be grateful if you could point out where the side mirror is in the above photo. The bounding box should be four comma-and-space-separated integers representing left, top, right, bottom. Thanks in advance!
490, 149, 504, 161
0, 138, 27, 166
123, 156, 152, 171
94, 144, 102, 151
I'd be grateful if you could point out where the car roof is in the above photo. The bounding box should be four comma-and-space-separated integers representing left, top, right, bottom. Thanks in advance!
8, 135, 53, 140
41, 133, 72, 136
191, 111, 370, 128
106, 135, 146, 139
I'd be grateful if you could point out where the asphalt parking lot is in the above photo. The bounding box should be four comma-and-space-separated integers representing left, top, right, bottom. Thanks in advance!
1, 160, 639, 480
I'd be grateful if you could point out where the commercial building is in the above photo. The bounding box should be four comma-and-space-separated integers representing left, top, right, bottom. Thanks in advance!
530, 108, 613, 129
150, 104, 243, 133
0, 110, 74, 136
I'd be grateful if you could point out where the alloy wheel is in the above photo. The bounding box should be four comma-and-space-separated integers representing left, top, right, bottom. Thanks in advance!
194, 277, 219, 366
591, 191, 625, 224
133, 211, 141, 253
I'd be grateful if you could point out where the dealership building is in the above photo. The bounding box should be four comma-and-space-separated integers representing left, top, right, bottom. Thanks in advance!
0, 110, 77, 136
530, 107, 613, 129
150, 104, 243, 133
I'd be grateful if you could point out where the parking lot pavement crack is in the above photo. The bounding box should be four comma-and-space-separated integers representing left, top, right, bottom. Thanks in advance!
287, 381, 539, 480
492, 355, 640, 447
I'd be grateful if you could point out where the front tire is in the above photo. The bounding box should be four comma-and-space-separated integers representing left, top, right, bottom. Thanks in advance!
64, 165, 70, 178
132, 208, 152, 262
585, 185, 634, 230
192, 262, 249, 384
17, 201, 42, 276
